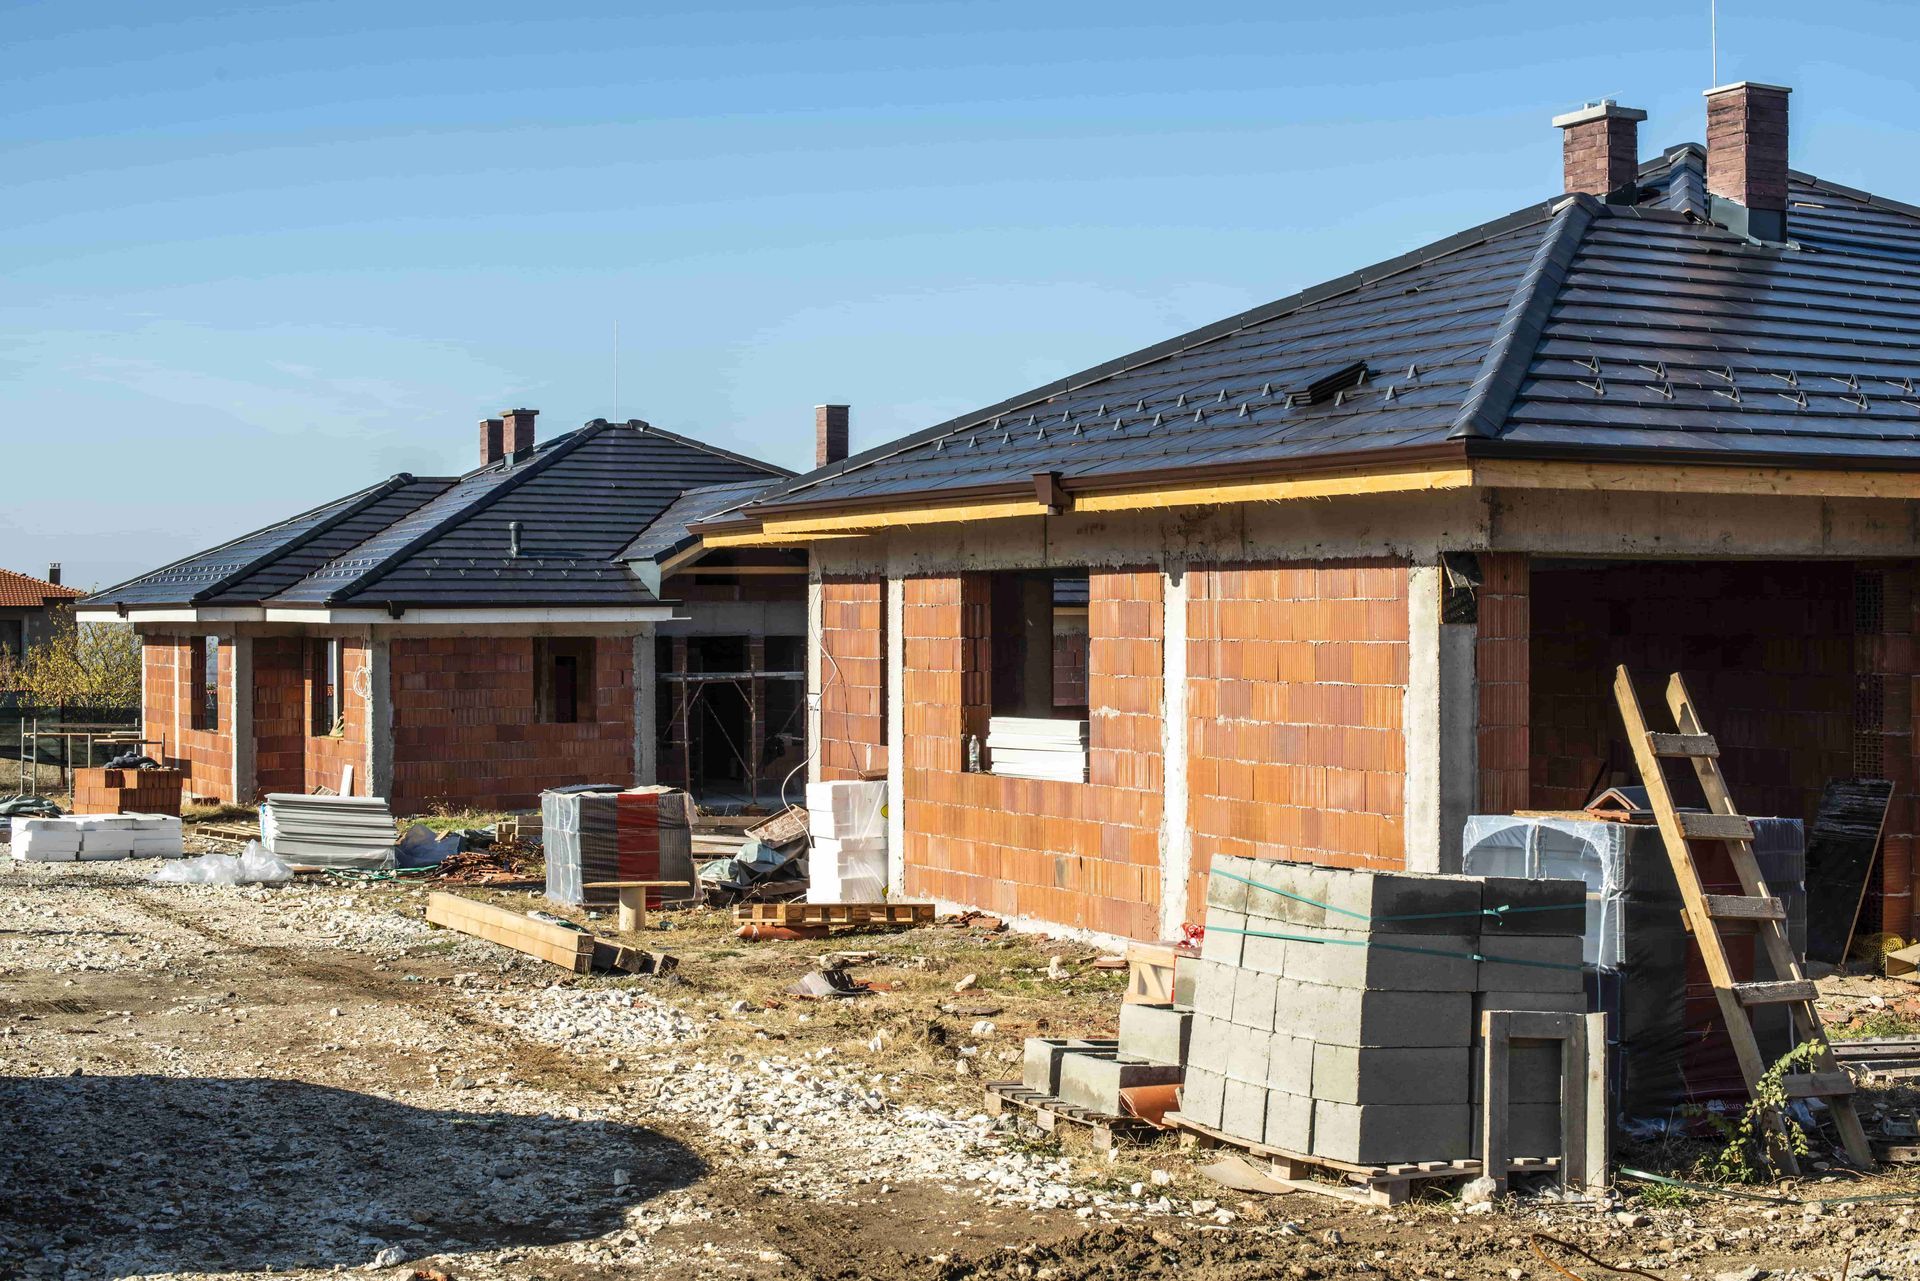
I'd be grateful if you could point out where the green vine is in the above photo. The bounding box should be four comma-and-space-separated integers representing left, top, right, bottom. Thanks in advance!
1687, 1040, 1823, 1184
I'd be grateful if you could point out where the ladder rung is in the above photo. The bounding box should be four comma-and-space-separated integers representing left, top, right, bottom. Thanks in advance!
1733, 979, 1819, 1006
1677, 811, 1755, 842
1703, 894, 1786, 921
1649, 732, 1719, 758
1781, 1070, 1857, 1100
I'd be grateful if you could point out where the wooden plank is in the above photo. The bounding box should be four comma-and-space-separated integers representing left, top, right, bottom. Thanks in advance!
1779, 1070, 1858, 1099
1804, 779, 1896, 967
1648, 732, 1718, 758
1480, 1010, 1513, 1196
1676, 810, 1756, 841
1704, 894, 1787, 921
425, 892, 593, 973
1732, 979, 1821, 1006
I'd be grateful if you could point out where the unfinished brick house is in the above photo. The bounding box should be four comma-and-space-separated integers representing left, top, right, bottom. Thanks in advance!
80, 410, 814, 813
701, 84, 1920, 942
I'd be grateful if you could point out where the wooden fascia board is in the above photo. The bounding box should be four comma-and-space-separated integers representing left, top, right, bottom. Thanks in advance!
1470, 459, 1920, 500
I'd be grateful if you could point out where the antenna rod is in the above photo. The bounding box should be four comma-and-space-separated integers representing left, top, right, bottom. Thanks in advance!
1712, 0, 1718, 86
612, 319, 620, 421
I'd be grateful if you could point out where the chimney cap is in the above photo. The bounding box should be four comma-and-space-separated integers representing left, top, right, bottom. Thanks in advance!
1704, 81, 1792, 98
1552, 99, 1648, 129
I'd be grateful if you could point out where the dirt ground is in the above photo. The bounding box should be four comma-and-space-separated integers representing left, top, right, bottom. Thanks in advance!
4, 853, 1920, 1280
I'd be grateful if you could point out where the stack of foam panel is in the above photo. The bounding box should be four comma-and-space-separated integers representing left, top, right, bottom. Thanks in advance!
1178, 856, 1585, 1167
10, 814, 184, 861
805, 780, 887, 903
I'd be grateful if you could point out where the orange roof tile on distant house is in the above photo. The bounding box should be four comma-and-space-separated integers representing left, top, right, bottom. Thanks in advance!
0, 568, 82, 609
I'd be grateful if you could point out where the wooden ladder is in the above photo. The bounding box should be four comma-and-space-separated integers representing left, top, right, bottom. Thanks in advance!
1612, 666, 1873, 1172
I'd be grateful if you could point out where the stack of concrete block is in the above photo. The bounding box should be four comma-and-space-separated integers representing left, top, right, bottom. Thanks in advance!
1021, 1001, 1191, 1115
1178, 856, 1584, 1167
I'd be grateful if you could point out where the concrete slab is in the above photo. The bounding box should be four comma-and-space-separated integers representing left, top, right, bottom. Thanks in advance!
1119, 1002, 1193, 1067
1264, 1088, 1314, 1153
1476, 935, 1584, 994
1201, 907, 1247, 966
1231, 969, 1278, 1032
1311, 1099, 1474, 1165
1284, 932, 1477, 991
1179, 1067, 1225, 1130
1478, 876, 1587, 936
1057, 1051, 1183, 1115
1311, 1044, 1472, 1106
1291, 983, 1474, 1048
1022, 1037, 1118, 1094
1221, 1077, 1268, 1144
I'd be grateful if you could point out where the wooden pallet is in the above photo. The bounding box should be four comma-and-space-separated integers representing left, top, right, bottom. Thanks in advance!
1168, 1113, 1558, 1207
983, 1081, 1163, 1151
733, 901, 935, 927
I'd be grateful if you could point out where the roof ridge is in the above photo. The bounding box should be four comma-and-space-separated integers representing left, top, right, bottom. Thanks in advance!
609, 419, 794, 479
1449, 196, 1600, 441
0, 567, 81, 599
325, 426, 608, 605
82, 475, 413, 607
735, 195, 1566, 517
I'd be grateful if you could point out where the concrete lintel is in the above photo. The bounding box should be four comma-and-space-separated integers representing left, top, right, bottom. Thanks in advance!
886, 574, 906, 894
633, 625, 658, 785
366, 636, 393, 801
230, 634, 254, 805
1404, 565, 1477, 873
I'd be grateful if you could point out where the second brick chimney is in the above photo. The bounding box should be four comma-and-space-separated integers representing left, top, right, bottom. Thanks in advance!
1553, 99, 1646, 201
479, 417, 506, 467
1705, 81, 1791, 242
502, 408, 539, 459
816, 404, 849, 469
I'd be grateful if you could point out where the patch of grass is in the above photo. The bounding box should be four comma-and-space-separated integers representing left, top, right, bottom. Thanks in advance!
1829, 1009, 1920, 1040
182, 802, 257, 824
1633, 1180, 1696, 1209
414, 805, 522, 834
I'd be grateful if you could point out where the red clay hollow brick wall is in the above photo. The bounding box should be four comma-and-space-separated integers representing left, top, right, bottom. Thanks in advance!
388, 634, 635, 814
1478, 552, 1531, 814
305, 639, 370, 796
818, 576, 887, 780
1528, 562, 1856, 826
143, 634, 236, 803
1185, 561, 1410, 912
900, 568, 1164, 940
251, 637, 307, 797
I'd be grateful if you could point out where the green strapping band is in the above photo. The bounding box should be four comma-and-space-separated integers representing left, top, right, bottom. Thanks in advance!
1210, 867, 1574, 925
1205, 924, 1587, 972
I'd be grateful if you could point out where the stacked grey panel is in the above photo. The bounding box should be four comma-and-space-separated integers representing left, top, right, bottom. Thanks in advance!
259, 794, 395, 870
1183, 855, 1585, 1166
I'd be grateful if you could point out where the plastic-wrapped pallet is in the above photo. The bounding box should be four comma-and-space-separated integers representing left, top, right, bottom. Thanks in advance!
543, 785, 694, 909
806, 780, 886, 841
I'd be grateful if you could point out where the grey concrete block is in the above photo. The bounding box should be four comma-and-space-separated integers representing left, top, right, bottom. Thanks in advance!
1478, 876, 1587, 935
1173, 957, 1197, 1008
1476, 935, 1584, 994
1292, 983, 1473, 1048
1201, 907, 1246, 966
1312, 1100, 1473, 1165
1263, 866, 1482, 935
1471, 1041, 1565, 1105
1184, 1014, 1232, 1075
1474, 1103, 1564, 1161
1311, 1044, 1472, 1106
1206, 854, 1253, 912
1231, 969, 1278, 1032
1191, 958, 1236, 1019
1242, 860, 1329, 927
1120, 1002, 1193, 1067
1057, 1051, 1183, 1115
1225, 1027, 1273, 1085
1264, 1088, 1314, 1153
1267, 1033, 1314, 1092
1179, 1067, 1225, 1130
1240, 922, 1289, 975
1271, 977, 1307, 1037
1285, 933, 1478, 991
1221, 1077, 1268, 1143
1022, 1037, 1116, 1094
1477, 991, 1588, 1017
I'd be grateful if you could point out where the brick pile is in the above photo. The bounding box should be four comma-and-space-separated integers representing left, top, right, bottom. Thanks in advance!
1177, 855, 1585, 1166
71, 767, 183, 817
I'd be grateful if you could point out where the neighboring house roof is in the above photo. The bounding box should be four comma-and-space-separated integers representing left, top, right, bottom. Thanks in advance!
617, 479, 783, 566
721, 144, 1920, 522
0, 569, 82, 610
87, 421, 790, 611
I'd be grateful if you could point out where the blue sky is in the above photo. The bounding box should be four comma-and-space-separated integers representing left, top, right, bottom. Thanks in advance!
5, 0, 1916, 590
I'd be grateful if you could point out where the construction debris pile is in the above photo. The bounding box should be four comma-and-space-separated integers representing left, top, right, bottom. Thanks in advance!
1178, 857, 1584, 1165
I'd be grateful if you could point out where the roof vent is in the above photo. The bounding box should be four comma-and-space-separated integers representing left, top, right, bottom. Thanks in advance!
1294, 360, 1370, 405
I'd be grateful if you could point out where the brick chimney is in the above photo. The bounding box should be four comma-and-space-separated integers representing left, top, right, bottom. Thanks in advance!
1553, 99, 1646, 202
1705, 82, 1791, 242
502, 408, 539, 459
815, 404, 849, 469
479, 417, 506, 467
46, 563, 60, 587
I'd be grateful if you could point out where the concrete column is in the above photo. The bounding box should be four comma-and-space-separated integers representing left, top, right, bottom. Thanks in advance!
806, 566, 824, 787
230, 633, 255, 804
366, 635, 393, 801
1403, 564, 1478, 873
1159, 562, 1190, 938
886, 573, 906, 894
632, 625, 657, 785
